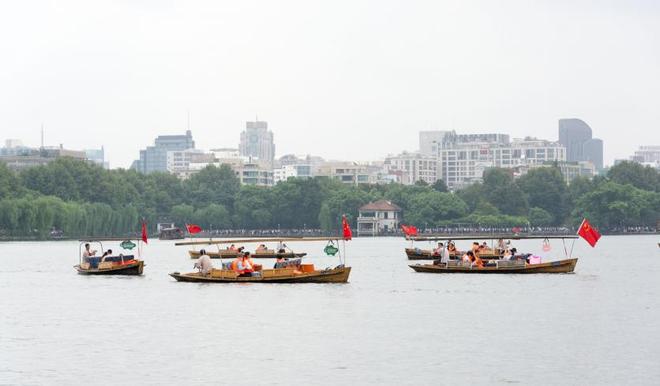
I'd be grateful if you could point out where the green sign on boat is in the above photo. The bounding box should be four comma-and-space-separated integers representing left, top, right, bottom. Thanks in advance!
120, 240, 136, 250
324, 243, 339, 256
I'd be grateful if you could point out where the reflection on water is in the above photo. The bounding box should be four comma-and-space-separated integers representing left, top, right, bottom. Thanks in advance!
1, 236, 659, 385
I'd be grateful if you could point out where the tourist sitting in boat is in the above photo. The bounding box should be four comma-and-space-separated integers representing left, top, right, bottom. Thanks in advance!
83, 243, 97, 259
194, 249, 213, 275
470, 252, 484, 268
101, 249, 113, 262
502, 249, 513, 261
256, 244, 267, 253
277, 242, 289, 254
447, 241, 457, 254
228, 244, 237, 251
462, 252, 472, 263
432, 242, 443, 256
496, 239, 506, 254
237, 252, 255, 277
274, 256, 287, 268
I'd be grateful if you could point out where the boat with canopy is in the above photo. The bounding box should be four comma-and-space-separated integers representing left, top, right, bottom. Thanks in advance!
408, 234, 580, 274
75, 237, 145, 275
181, 237, 308, 260
404, 234, 575, 260
170, 237, 351, 283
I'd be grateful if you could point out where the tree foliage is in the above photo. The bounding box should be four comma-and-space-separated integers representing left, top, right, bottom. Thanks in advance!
1, 158, 658, 238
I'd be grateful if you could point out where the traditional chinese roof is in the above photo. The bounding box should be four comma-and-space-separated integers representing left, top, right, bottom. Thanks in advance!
359, 199, 401, 212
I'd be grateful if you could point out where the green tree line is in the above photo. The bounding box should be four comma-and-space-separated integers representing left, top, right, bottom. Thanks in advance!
0, 158, 658, 238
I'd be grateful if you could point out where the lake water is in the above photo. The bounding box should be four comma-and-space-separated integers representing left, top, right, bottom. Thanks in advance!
1, 236, 659, 385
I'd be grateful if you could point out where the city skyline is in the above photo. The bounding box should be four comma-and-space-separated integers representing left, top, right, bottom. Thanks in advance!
1, 116, 636, 170
1, 1, 659, 168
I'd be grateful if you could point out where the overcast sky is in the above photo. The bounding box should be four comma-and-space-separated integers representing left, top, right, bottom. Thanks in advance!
1, 0, 658, 168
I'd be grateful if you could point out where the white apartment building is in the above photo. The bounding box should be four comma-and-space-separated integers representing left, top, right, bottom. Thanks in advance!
384, 151, 437, 185
273, 164, 313, 183
166, 148, 205, 177
425, 131, 567, 190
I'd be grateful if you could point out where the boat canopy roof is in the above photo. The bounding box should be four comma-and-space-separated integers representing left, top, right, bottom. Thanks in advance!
175, 236, 341, 246
79, 237, 144, 242
408, 234, 578, 241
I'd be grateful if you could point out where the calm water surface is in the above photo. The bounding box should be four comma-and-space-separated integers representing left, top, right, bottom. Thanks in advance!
1, 236, 659, 385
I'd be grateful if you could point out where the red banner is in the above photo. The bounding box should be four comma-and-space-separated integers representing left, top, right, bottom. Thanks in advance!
342, 215, 352, 241
186, 224, 202, 234
577, 218, 601, 247
401, 224, 418, 237
141, 220, 148, 244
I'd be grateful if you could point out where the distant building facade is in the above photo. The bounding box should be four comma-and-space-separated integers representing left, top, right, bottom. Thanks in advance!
629, 146, 660, 170
166, 148, 205, 177
558, 118, 603, 170
274, 164, 313, 183
316, 162, 374, 185
239, 121, 275, 166
132, 130, 195, 174
84, 147, 108, 169
384, 151, 437, 185
421, 131, 566, 190
357, 200, 401, 236
0, 145, 87, 172
515, 161, 596, 184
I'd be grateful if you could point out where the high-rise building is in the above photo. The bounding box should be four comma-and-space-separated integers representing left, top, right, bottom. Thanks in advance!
239, 121, 275, 165
558, 119, 604, 170
131, 130, 195, 173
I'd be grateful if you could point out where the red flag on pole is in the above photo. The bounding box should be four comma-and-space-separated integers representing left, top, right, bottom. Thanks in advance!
186, 224, 202, 234
401, 224, 418, 237
577, 218, 601, 247
342, 215, 352, 241
141, 220, 148, 244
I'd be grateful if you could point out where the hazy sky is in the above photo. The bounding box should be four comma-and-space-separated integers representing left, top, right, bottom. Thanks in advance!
1, 0, 658, 168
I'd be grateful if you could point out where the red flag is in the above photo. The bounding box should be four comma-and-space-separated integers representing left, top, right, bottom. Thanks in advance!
577, 218, 601, 247
342, 215, 352, 241
141, 220, 148, 244
401, 224, 418, 237
186, 224, 202, 234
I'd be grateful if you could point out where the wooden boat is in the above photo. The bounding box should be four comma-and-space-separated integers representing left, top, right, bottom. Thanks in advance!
188, 249, 307, 260
159, 227, 184, 240
173, 236, 352, 283
405, 248, 500, 261
75, 237, 145, 276
409, 258, 578, 274
75, 260, 144, 275
170, 265, 351, 283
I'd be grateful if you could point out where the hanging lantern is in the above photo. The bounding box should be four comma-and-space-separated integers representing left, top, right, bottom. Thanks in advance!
542, 238, 551, 252
121, 240, 137, 250
324, 242, 339, 256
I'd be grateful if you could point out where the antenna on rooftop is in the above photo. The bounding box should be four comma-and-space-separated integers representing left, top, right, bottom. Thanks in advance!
41, 123, 45, 148
187, 110, 191, 131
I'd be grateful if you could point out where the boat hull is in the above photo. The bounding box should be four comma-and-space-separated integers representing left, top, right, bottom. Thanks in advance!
75, 261, 144, 275
189, 250, 307, 259
169, 266, 351, 283
409, 258, 578, 274
405, 248, 500, 261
